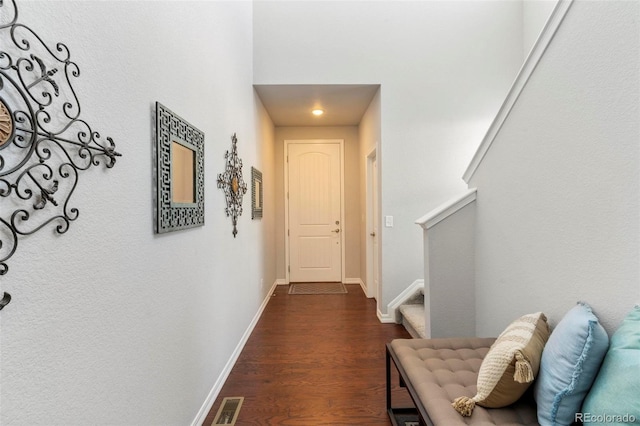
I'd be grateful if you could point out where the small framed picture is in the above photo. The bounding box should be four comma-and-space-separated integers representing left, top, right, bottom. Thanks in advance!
251, 167, 263, 220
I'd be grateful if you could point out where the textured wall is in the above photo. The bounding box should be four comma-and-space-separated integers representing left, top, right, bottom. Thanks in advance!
470, 0, 639, 335
0, 1, 275, 424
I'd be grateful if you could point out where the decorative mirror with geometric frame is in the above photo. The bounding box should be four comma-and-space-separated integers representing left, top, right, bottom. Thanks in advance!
155, 102, 204, 233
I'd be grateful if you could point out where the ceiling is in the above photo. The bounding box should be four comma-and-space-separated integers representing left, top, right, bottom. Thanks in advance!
254, 84, 380, 127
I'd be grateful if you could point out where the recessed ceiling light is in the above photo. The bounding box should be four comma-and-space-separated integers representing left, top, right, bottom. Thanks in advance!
312, 109, 324, 116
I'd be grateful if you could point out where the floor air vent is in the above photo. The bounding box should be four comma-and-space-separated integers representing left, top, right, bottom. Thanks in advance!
212, 397, 244, 425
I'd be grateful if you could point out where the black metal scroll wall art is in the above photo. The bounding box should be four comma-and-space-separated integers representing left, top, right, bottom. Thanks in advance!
0, 0, 121, 310
217, 133, 247, 238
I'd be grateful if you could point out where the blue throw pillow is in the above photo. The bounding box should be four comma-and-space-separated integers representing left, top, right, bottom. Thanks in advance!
534, 302, 609, 426
581, 305, 640, 425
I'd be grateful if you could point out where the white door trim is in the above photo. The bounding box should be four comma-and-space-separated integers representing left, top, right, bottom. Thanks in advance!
284, 139, 345, 283
366, 147, 381, 300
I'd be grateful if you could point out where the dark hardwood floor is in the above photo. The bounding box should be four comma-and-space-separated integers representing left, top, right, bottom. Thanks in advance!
203, 284, 413, 425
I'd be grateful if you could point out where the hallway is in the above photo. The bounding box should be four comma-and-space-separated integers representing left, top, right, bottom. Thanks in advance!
204, 284, 412, 425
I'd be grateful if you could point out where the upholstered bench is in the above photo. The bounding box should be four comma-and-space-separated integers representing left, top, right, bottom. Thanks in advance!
386, 338, 539, 426
386, 305, 640, 426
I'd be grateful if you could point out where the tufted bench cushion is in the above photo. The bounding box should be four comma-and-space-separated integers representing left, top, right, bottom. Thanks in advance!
388, 338, 539, 425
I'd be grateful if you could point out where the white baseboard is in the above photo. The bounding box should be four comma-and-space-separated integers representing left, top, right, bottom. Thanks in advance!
344, 278, 366, 295
386, 279, 424, 324
275, 278, 287, 285
377, 309, 395, 323
191, 280, 279, 426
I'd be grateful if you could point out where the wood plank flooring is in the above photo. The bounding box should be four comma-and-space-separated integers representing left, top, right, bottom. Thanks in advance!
203, 284, 413, 425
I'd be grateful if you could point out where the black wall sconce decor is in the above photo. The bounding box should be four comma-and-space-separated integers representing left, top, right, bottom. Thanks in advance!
0, 0, 122, 310
155, 102, 205, 233
217, 133, 247, 237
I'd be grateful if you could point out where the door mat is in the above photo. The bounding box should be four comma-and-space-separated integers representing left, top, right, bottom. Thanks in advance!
288, 283, 348, 295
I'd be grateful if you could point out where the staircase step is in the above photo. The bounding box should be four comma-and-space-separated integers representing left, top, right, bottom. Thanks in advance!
404, 289, 424, 305
398, 304, 426, 338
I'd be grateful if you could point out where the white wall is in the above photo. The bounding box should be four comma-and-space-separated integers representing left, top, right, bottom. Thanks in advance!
253, 1, 524, 311
523, 0, 558, 57
470, 0, 639, 336
0, 1, 276, 424
358, 89, 382, 300
254, 93, 278, 296
423, 203, 477, 338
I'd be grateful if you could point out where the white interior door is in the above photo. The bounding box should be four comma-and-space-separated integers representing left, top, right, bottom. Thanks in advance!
287, 142, 342, 282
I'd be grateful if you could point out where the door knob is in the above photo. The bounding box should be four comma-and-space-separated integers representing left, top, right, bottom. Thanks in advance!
370, 232, 376, 237
331, 229, 340, 233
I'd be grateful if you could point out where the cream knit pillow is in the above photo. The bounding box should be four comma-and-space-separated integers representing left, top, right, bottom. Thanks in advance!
452, 312, 550, 416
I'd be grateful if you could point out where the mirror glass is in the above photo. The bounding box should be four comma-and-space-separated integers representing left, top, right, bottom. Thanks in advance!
254, 181, 262, 208
171, 141, 195, 204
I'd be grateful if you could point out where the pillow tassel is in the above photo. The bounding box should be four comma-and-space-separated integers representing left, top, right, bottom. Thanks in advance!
452, 396, 476, 417
514, 350, 534, 383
